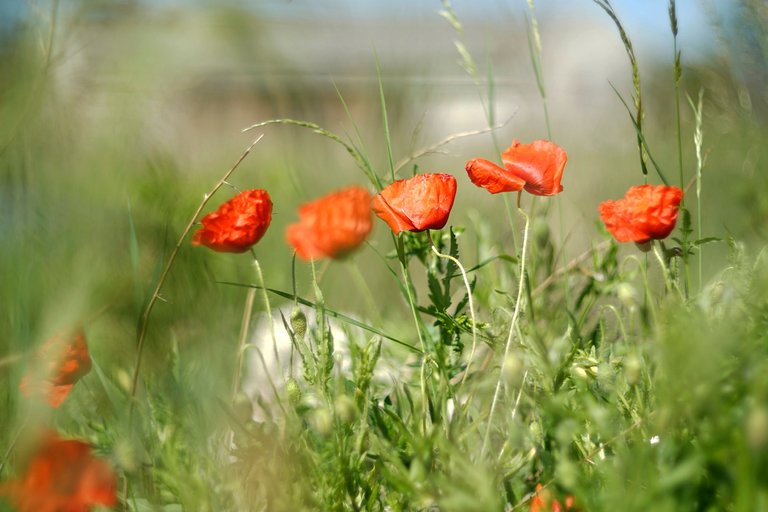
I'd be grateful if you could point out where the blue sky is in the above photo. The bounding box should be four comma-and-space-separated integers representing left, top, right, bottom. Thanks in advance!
1, 0, 726, 59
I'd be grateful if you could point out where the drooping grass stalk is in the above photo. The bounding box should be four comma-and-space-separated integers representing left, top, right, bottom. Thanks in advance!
242, 119, 381, 190
128, 135, 263, 412
227, 282, 422, 354
428, 236, 477, 396
525, 0, 552, 139
594, 0, 649, 180
688, 89, 705, 291
440, 0, 502, 154
392, 117, 514, 177
481, 206, 530, 458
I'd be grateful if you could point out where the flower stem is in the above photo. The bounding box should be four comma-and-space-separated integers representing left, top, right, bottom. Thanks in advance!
231, 285, 257, 403
481, 207, 530, 458
428, 236, 477, 399
251, 252, 280, 372
128, 135, 263, 417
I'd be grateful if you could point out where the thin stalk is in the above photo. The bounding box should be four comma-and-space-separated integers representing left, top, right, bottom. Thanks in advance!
525, 0, 552, 139
252, 255, 280, 371
232, 285, 256, 401
397, 241, 429, 434
670, 0, 689, 296
594, 0, 648, 179
688, 90, 705, 291
129, 135, 263, 413
481, 208, 530, 458
428, 237, 477, 397
0, 414, 29, 475
653, 243, 675, 294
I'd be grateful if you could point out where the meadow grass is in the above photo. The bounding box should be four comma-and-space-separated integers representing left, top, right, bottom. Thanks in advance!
1, 1, 768, 511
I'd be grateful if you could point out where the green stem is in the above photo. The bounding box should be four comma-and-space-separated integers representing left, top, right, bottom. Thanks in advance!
252, 255, 280, 371
428, 239, 477, 398
397, 242, 429, 434
129, 136, 263, 416
481, 208, 530, 458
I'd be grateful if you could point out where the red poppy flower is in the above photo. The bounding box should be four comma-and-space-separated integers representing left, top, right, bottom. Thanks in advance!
372, 173, 457, 234
466, 139, 567, 196
599, 184, 683, 243
286, 186, 373, 260
192, 189, 272, 253
19, 329, 92, 408
0, 432, 117, 512
529, 484, 575, 512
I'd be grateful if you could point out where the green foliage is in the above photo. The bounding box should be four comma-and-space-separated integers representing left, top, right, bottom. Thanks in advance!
2, 2, 768, 511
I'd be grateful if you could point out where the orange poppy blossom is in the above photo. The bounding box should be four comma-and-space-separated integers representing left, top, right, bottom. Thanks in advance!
19, 329, 92, 408
598, 184, 683, 243
529, 483, 576, 512
0, 432, 117, 512
466, 139, 567, 196
192, 189, 273, 253
372, 173, 457, 234
286, 186, 374, 260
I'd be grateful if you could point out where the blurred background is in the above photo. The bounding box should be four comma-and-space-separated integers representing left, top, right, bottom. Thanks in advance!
1, 0, 766, 424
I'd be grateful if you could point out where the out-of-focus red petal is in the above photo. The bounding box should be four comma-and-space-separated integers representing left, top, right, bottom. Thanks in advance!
465, 158, 526, 194
501, 139, 567, 196
0, 433, 117, 512
19, 330, 92, 408
192, 189, 272, 253
599, 185, 683, 243
286, 186, 373, 260
372, 173, 457, 234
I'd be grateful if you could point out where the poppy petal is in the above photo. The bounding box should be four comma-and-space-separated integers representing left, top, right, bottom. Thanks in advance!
501, 139, 567, 196
373, 173, 457, 234
192, 189, 272, 253
599, 185, 683, 243
465, 158, 526, 194
286, 186, 373, 260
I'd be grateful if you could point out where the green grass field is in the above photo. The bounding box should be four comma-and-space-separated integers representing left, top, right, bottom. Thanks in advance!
2, 1, 768, 510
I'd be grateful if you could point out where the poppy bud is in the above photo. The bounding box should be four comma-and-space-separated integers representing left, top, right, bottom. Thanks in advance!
290, 308, 307, 341
285, 378, 302, 407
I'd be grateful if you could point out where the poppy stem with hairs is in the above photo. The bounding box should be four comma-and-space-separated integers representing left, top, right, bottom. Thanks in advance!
231, 252, 258, 406
128, 135, 264, 418
427, 232, 478, 402
251, 248, 280, 372
394, 234, 429, 434
481, 206, 530, 459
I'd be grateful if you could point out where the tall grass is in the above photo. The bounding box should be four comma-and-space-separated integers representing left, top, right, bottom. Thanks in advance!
1, 2, 767, 512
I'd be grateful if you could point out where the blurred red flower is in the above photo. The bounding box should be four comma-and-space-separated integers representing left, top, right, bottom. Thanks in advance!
19, 329, 92, 408
529, 484, 575, 512
372, 173, 457, 234
0, 432, 117, 512
192, 189, 272, 253
286, 186, 373, 260
466, 139, 567, 196
598, 184, 683, 243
